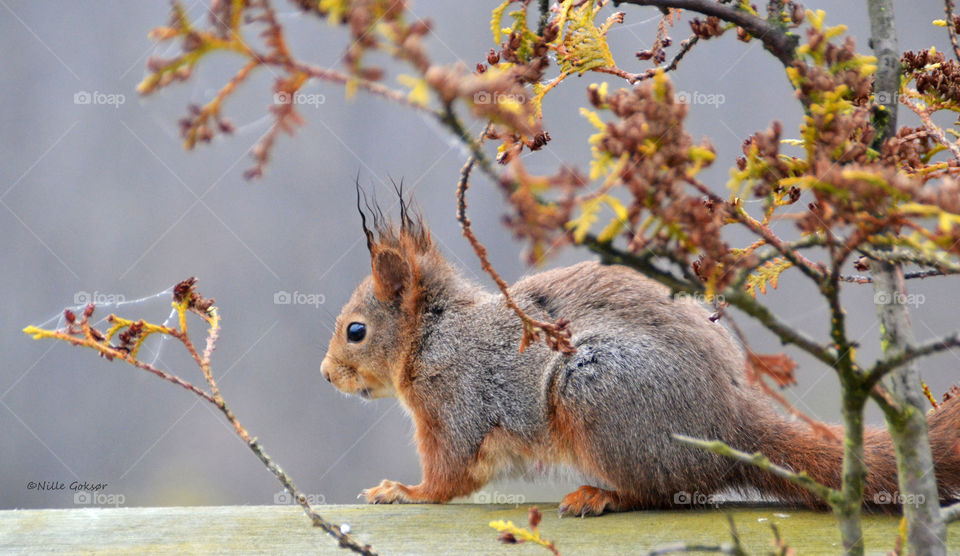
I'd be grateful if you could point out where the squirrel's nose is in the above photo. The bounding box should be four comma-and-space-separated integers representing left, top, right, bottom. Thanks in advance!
320, 357, 332, 382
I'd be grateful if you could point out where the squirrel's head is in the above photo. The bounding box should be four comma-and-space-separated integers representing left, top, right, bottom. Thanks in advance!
320, 187, 437, 399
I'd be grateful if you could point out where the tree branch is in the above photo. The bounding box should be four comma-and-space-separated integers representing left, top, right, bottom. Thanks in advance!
838, 269, 955, 283
583, 235, 838, 368
942, 500, 960, 523
612, 0, 798, 66
457, 148, 575, 354
673, 434, 841, 507
858, 245, 960, 274
945, 0, 960, 63
865, 330, 960, 387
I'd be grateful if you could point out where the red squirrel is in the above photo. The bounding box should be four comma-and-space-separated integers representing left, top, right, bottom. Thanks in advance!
320, 208, 960, 516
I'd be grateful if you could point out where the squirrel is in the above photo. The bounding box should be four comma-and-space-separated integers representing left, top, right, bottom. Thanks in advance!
320, 207, 960, 517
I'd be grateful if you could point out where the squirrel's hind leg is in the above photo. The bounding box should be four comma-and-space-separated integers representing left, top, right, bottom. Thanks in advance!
558, 485, 644, 517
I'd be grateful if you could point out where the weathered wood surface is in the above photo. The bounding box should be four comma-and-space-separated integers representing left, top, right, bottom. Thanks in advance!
1, 503, 956, 555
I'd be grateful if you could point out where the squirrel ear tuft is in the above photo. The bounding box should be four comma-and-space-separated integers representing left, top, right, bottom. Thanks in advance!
372, 248, 410, 301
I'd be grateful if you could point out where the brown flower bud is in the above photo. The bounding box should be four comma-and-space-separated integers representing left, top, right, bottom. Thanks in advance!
542, 22, 559, 43
528, 506, 542, 528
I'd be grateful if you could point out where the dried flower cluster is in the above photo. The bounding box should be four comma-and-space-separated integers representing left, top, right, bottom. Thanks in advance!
902, 48, 960, 104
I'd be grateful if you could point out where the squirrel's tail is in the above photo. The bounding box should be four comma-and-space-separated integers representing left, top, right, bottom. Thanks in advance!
743, 396, 960, 509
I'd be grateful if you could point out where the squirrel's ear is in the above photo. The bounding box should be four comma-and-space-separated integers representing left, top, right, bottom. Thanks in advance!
372, 248, 410, 301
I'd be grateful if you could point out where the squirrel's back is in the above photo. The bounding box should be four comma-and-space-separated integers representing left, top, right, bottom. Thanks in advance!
509, 261, 779, 504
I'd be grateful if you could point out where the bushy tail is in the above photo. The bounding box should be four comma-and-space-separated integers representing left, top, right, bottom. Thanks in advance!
745, 396, 960, 509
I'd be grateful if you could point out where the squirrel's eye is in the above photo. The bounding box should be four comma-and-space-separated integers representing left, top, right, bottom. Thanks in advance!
346, 322, 366, 343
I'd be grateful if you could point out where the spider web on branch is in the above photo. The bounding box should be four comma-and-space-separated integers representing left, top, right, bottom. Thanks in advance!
30, 285, 181, 368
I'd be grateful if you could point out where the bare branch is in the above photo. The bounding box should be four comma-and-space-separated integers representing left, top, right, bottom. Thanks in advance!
612, 0, 798, 66
945, 0, 960, 63
866, 330, 960, 387
673, 434, 840, 507
839, 269, 955, 283
457, 151, 575, 354
583, 235, 839, 367
596, 33, 700, 84
942, 501, 960, 523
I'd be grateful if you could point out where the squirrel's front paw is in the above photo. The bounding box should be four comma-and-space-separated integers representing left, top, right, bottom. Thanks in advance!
360, 479, 413, 504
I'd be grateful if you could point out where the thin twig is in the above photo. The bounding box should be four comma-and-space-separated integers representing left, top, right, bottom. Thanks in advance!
609, 33, 700, 84
612, 0, 798, 66
674, 434, 840, 507
945, 0, 960, 63
902, 96, 960, 164
838, 269, 953, 283
724, 315, 839, 441
865, 330, 960, 387
456, 153, 575, 354
583, 235, 839, 367
942, 500, 960, 523
858, 245, 960, 274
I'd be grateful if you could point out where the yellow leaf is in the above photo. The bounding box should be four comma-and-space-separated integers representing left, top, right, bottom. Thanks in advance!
490, 0, 511, 45
568, 194, 629, 244
745, 258, 793, 298
824, 24, 847, 40
553, 0, 575, 43
784, 66, 801, 87
22, 325, 49, 340
598, 195, 629, 242
567, 197, 603, 243
588, 151, 612, 181
397, 74, 430, 107
808, 9, 825, 31
319, 0, 347, 25
580, 107, 606, 131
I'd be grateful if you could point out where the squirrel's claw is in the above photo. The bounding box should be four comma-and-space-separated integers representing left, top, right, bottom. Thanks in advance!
558, 485, 619, 517
361, 479, 413, 504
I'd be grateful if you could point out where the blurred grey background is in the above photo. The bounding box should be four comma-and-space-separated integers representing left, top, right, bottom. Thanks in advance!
3, 1, 958, 510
